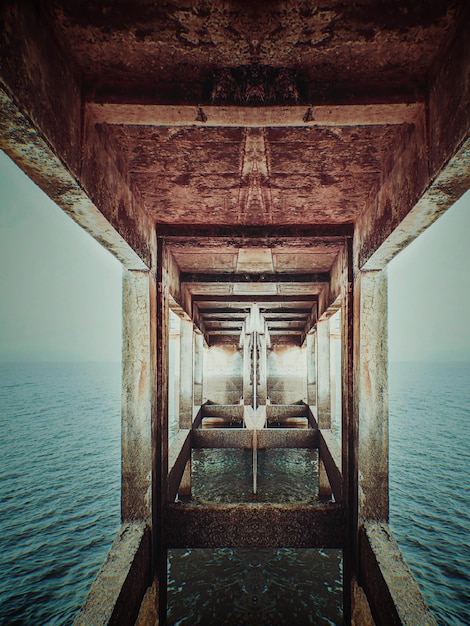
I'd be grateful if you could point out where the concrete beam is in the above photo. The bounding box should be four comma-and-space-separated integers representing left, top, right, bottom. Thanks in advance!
158, 224, 353, 240
164, 502, 346, 548
359, 523, 437, 626
74, 523, 151, 626
355, 16, 469, 271
192, 428, 317, 449
87, 102, 424, 128
180, 272, 330, 283
0, 88, 149, 271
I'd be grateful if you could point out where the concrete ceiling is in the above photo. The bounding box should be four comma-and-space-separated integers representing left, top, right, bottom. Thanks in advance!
44, 1, 465, 344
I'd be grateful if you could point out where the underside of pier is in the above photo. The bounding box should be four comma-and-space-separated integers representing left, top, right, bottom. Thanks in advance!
1, 1, 469, 624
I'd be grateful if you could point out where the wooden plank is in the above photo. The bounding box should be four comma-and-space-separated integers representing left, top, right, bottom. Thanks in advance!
318, 429, 343, 503
359, 522, 437, 625
87, 102, 423, 128
164, 502, 346, 548
168, 429, 191, 502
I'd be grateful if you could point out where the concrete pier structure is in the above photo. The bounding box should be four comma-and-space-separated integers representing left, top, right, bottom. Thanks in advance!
1, 2, 468, 623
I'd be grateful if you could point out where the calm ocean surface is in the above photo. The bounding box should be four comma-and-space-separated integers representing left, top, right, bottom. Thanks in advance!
0, 361, 468, 624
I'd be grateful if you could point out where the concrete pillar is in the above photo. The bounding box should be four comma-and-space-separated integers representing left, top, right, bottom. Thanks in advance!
306, 331, 317, 407
193, 331, 204, 407
153, 239, 170, 623
121, 269, 153, 523
354, 269, 389, 522
317, 318, 331, 429
258, 327, 268, 406
179, 319, 194, 428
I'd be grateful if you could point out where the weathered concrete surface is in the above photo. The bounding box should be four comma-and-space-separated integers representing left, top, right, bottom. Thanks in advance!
354, 270, 389, 522
0, 88, 149, 271
74, 523, 151, 626
121, 270, 153, 522
179, 319, 194, 428
352, 576, 376, 626
360, 523, 437, 626
164, 502, 346, 549
168, 429, 191, 502
317, 318, 332, 429
319, 429, 343, 502
192, 428, 316, 449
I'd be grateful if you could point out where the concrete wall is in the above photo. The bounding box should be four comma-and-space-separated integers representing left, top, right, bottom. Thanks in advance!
267, 344, 307, 405
203, 343, 243, 404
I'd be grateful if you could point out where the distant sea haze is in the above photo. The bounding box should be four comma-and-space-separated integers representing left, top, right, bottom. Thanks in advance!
0, 361, 469, 624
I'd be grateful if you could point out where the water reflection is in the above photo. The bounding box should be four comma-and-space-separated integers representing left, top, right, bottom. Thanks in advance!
168, 547, 343, 625
168, 447, 342, 624
190, 448, 321, 504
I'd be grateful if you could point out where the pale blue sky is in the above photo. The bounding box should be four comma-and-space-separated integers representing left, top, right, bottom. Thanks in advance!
0, 150, 469, 363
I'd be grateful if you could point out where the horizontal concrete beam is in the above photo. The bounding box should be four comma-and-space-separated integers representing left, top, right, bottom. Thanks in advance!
192, 428, 317, 449
202, 404, 244, 419
168, 430, 191, 502
87, 103, 423, 128
318, 429, 343, 503
359, 522, 437, 626
181, 272, 330, 283
74, 523, 151, 626
193, 295, 317, 304
164, 502, 346, 548
158, 224, 353, 239
266, 404, 309, 418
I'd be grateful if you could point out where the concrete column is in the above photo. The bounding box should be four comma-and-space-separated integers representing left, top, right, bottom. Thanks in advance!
306, 331, 317, 407
179, 319, 194, 428
317, 318, 331, 429
258, 328, 268, 406
243, 331, 253, 406
153, 239, 170, 623
193, 331, 204, 407
121, 269, 153, 523
354, 269, 389, 522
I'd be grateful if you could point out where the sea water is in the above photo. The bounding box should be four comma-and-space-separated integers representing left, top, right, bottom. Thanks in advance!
0, 362, 468, 624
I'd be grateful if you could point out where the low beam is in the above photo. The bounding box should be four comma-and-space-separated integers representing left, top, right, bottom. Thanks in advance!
164, 502, 346, 548
192, 428, 316, 449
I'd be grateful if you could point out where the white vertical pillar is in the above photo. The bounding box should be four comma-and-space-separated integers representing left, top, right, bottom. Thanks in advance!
306, 331, 317, 407
317, 318, 331, 429
193, 331, 204, 407
179, 319, 194, 428
121, 269, 153, 523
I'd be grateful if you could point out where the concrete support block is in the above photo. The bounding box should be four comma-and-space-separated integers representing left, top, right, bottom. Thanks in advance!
164, 502, 346, 549
121, 269, 153, 523
179, 319, 194, 428
354, 270, 389, 521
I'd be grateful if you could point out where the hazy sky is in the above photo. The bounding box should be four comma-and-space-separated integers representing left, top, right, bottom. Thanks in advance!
0, 150, 469, 363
